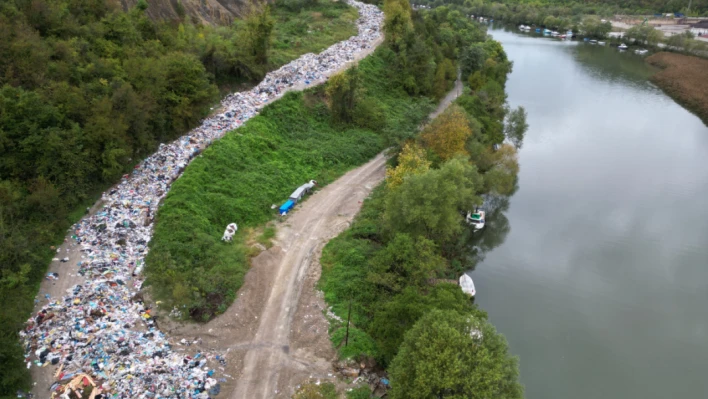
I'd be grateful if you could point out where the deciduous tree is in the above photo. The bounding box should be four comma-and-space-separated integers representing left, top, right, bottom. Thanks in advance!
388, 309, 523, 399
384, 157, 482, 244
386, 141, 431, 189
421, 105, 473, 161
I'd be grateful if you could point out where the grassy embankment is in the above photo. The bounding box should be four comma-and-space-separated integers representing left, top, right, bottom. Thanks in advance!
646, 52, 708, 126
0, 1, 357, 395
145, 51, 435, 321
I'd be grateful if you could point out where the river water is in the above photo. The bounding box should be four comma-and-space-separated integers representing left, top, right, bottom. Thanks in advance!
474, 27, 708, 399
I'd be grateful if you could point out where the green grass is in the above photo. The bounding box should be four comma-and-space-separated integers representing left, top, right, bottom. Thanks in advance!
145, 50, 434, 322
256, 225, 277, 249
346, 387, 372, 399
270, 0, 360, 67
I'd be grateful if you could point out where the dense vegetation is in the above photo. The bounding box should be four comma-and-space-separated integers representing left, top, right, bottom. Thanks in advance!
319, 1, 526, 396
0, 0, 357, 395
145, 51, 440, 321
415, 0, 708, 17
646, 52, 708, 126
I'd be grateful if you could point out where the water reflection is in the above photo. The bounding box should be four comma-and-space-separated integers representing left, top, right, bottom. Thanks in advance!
475, 27, 708, 399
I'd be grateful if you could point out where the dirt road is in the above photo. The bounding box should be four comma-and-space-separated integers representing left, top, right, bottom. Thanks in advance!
234, 153, 387, 398
163, 153, 387, 399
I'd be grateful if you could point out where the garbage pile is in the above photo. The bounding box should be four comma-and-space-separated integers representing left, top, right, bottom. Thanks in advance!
20, 1, 382, 398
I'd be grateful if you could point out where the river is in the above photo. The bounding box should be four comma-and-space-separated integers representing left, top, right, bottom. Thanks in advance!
474, 27, 708, 399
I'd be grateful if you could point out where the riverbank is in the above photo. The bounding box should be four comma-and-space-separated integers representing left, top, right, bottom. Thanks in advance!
646, 52, 708, 126
315, 7, 527, 398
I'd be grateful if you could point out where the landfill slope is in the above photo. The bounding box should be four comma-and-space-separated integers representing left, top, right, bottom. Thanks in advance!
21, 1, 383, 398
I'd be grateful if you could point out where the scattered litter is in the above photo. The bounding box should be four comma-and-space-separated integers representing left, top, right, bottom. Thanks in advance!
19, 2, 383, 397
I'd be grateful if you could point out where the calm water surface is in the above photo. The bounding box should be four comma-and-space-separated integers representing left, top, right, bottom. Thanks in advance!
475, 27, 708, 399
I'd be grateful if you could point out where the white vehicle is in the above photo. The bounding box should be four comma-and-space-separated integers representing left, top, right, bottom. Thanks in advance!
466, 210, 486, 231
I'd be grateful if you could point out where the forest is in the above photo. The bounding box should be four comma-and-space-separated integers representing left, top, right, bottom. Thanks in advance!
316, 1, 527, 397
0, 0, 358, 394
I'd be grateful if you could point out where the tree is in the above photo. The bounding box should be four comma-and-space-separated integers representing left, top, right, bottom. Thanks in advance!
432, 58, 455, 100
421, 105, 473, 162
459, 43, 486, 80
580, 16, 612, 39
326, 66, 360, 124
504, 106, 528, 149
384, 157, 482, 244
369, 285, 478, 365
383, 0, 413, 52
368, 233, 445, 293
388, 309, 523, 399
625, 24, 662, 46
386, 142, 431, 189
476, 144, 519, 195
244, 5, 274, 66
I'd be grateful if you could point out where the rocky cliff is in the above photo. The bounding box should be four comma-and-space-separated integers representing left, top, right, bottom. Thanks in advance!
117, 0, 248, 24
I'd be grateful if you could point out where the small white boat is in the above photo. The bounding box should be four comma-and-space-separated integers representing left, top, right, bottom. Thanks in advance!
635, 49, 649, 55
551, 31, 560, 37
598, 41, 606, 45
618, 43, 628, 50
589, 39, 598, 44
466, 210, 486, 231
459, 274, 476, 297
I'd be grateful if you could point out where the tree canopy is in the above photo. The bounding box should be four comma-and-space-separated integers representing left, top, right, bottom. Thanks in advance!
384, 157, 482, 244
388, 309, 524, 399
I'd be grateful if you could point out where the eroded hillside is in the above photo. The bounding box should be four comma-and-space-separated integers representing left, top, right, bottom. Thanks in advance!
117, 0, 247, 24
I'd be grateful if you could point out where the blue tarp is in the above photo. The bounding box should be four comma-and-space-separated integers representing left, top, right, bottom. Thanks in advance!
279, 200, 295, 215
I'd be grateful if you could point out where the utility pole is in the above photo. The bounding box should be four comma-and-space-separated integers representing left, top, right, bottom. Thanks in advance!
344, 298, 352, 346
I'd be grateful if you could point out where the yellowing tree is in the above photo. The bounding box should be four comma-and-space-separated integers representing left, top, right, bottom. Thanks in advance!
383, 0, 413, 52
386, 142, 431, 189
421, 105, 473, 161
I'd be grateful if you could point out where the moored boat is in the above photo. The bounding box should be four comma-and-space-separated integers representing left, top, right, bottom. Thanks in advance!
618, 43, 628, 50
466, 210, 486, 231
459, 274, 476, 297
635, 49, 649, 55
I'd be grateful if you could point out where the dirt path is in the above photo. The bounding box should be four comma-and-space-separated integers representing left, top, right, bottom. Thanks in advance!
430, 71, 463, 120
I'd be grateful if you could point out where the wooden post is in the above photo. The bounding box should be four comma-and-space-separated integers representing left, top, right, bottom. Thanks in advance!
345, 298, 352, 347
